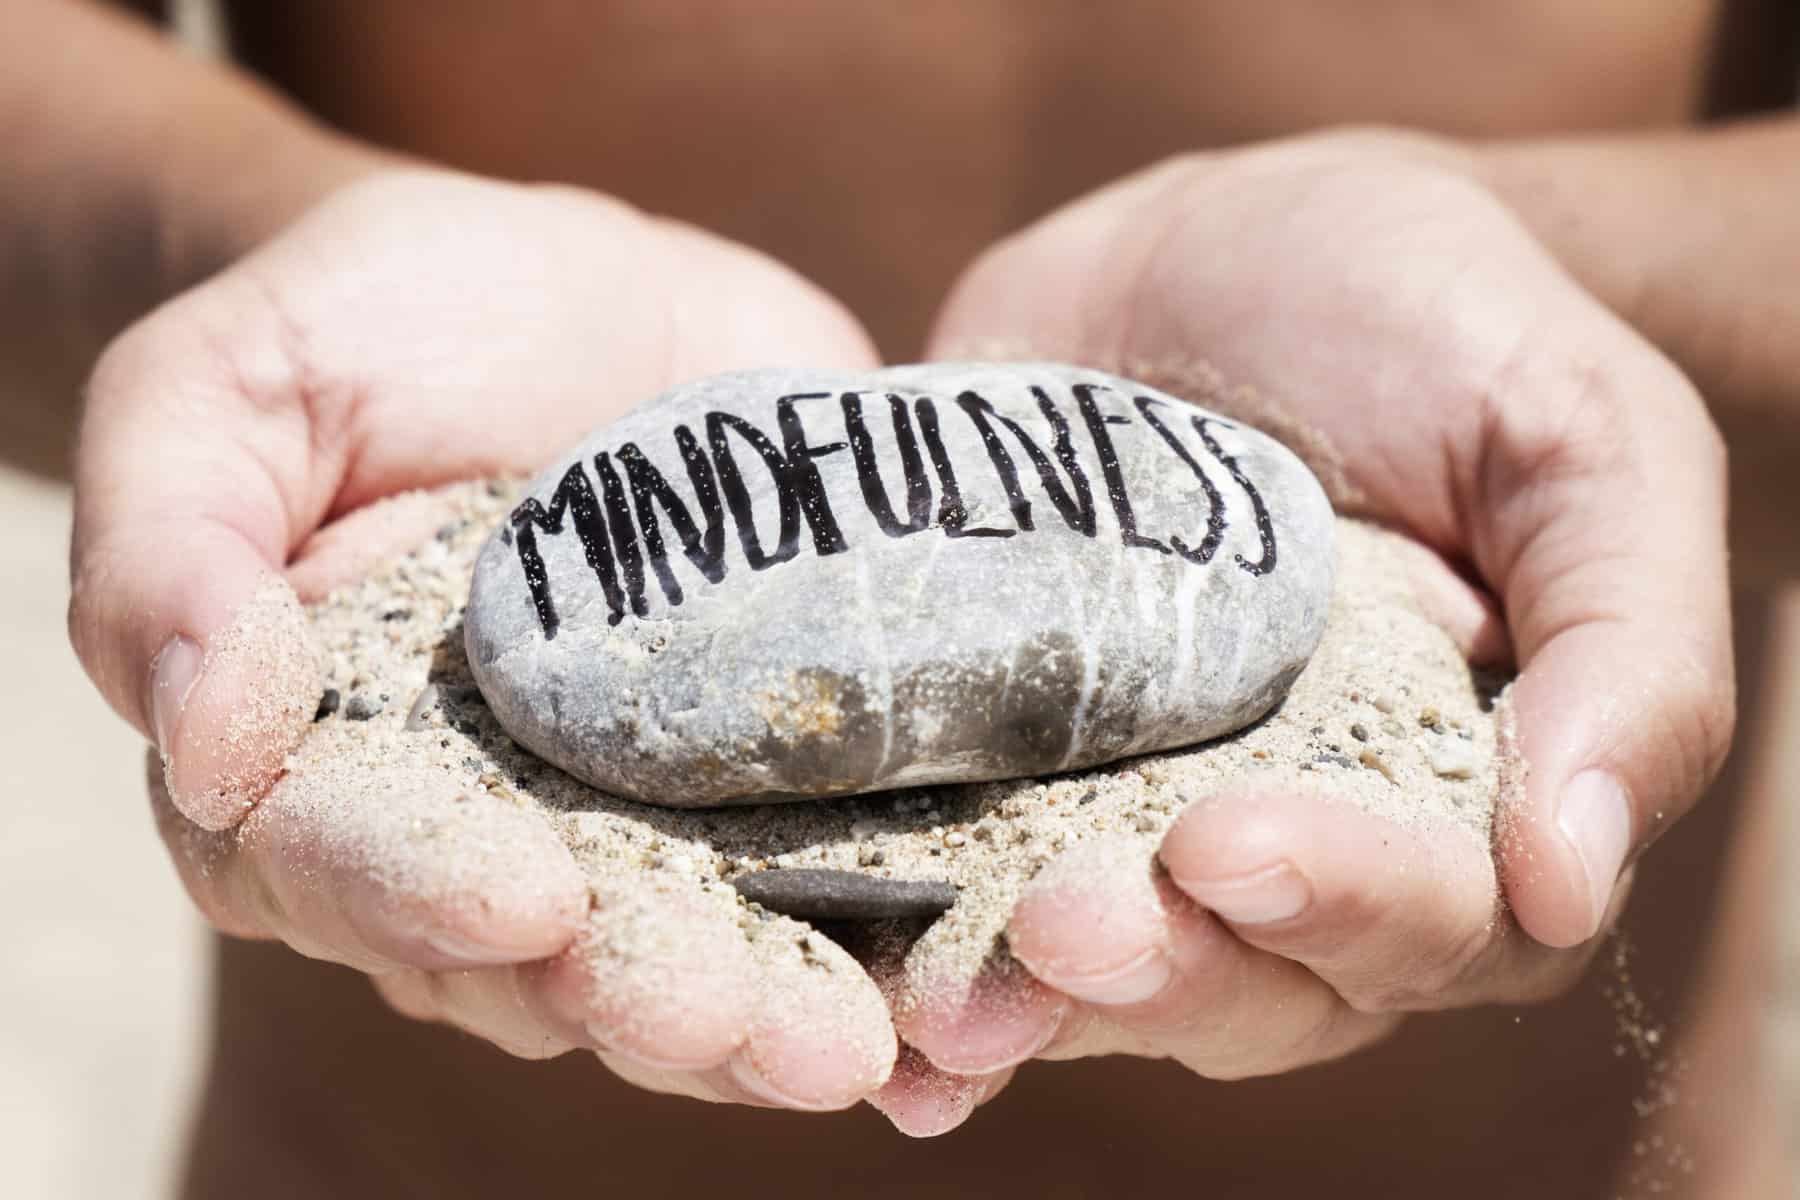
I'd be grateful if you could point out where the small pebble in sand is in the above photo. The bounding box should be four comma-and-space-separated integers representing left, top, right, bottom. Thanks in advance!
1419, 705, 1443, 730
313, 688, 340, 721
731, 869, 957, 921
1350, 722, 1369, 742
403, 684, 441, 732
344, 693, 384, 721
1425, 735, 1483, 780
1359, 747, 1398, 783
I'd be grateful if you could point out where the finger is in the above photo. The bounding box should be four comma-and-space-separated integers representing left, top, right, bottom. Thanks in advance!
146, 750, 270, 941
1474, 350, 1733, 947
1160, 788, 1609, 1010
840, 918, 1013, 1128
1008, 837, 1394, 1077
377, 879, 765, 1078
536, 877, 757, 1073
73, 296, 333, 830
597, 1050, 742, 1105
1381, 533, 1512, 667
892, 928, 1072, 1076
149, 749, 588, 971
371, 967, 581, 1061
286, 486, 473, 603
867, 1045, 1016, 1137
715, 922, 898, 1111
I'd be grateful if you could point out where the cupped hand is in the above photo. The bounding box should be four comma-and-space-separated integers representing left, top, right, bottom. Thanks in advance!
889, 130, 1733, 1118
73, 166, 895, 1108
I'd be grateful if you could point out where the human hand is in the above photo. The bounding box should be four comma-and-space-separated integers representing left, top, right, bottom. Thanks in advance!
888, 130, 1734, 1115
74, 167, 897, 1108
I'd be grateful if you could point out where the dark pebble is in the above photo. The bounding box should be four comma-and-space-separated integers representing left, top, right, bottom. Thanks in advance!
345, 693, 383, 721
730, 869, 957, 921
1350, 723, 1369, 742
313, 688, 340, 721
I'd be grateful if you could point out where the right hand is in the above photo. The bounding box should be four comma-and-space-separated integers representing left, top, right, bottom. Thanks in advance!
75, 166, 901, 1109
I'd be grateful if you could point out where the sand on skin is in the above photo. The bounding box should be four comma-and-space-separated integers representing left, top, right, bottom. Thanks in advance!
270, 480, 1504, 1023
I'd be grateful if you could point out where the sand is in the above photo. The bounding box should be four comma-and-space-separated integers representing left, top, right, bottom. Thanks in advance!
279, 480, 1503, 1008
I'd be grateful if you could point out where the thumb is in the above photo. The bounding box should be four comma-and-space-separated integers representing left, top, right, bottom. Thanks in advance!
70, 292, 328, 831
1481, 346, 1734, 948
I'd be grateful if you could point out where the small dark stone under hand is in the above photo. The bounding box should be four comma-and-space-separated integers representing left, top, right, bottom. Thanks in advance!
344, 693, 383, 721
313, 688, 340, 721
731, 868, 957, 921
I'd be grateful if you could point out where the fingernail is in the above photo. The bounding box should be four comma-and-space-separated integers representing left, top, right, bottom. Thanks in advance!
1558, 770, 1632, 937
1037, 946, 1173, 1007
150, 635, 203, 758
1174, 862, 1311, 925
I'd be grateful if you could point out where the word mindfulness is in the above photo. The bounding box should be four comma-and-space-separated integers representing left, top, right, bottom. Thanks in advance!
504, 371, 1286, 639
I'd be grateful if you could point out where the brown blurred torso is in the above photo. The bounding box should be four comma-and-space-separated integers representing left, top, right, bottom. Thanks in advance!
225, 0, 1746, 358
182, 3, 1786, 1196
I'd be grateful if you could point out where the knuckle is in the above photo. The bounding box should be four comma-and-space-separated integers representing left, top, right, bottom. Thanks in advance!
1343, 918, 1498, 1012
1217, 998, 1389, 1078
1486, 353, 1628, 489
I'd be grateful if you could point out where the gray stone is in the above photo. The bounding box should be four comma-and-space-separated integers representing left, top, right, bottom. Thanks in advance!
731, 869, 957, 920
465, 363, 1334, 807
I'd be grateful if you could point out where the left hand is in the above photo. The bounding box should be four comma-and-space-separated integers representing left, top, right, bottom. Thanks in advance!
876, 129, 1734, 1128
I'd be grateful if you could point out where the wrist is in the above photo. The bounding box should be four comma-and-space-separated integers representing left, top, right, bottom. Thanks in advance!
1468, 133, 1678, 337
148, 116, 400, 309
1470, 121, 1800, 419
1474, 123, 1800, 583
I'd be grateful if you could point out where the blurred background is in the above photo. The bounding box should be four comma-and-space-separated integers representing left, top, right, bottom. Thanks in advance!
0, 466, 206, 1197
0, 13, 214, 1200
